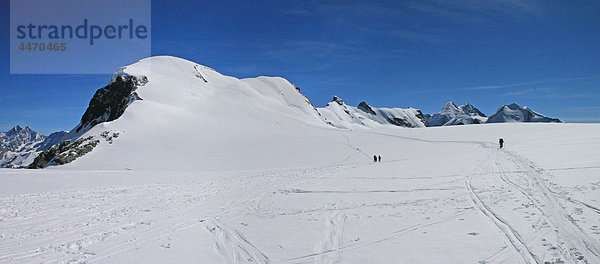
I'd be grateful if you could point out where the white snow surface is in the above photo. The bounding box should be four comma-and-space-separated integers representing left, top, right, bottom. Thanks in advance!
1, 57, 598, 263
1, 123, 599, 264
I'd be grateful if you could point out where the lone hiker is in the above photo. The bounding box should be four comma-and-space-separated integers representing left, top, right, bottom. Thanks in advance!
374, 155, 378, 162
378, 155, 381, 162
499, 138, 504, 149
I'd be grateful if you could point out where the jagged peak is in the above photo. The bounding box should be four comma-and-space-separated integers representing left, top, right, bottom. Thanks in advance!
459, 103, 486, 117
332, 96, 345, 105
6, 125, 38, 137
441, 101, 459, 111
461, 103, 476, 109
507, 103, 522, 109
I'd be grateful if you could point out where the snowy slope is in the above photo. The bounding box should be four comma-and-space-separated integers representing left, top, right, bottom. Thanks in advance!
318, 97, 426, 129
487, 103, 561, 123
1, 123, 599, 264
425, 101, 488, 126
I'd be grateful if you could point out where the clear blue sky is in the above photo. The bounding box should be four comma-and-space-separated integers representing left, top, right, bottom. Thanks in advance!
1, 0, 599, 135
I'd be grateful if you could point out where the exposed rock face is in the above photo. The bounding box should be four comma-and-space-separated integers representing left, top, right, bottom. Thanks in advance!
75, 75, 147, 133
387, 117, 416, 127
29, 136, 100, 169
333, 96, 345, 106
25, 75, 147, 169
487, 103, 561, 123
37, 131, 68, 151
358, 102, 376, 115
414, 110, 426, 126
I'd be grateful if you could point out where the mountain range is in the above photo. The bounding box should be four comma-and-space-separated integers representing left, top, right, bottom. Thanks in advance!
1, 56, 561, 169
0, 126, 67, 168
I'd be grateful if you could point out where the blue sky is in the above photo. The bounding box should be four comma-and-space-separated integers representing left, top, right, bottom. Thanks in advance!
1, 0, 599, 135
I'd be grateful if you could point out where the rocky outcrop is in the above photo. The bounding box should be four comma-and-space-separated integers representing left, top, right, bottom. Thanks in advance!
332, 96, 345, 106
29, 136, 100, 169
74, 75, 147, 133
358, 102, 376, 115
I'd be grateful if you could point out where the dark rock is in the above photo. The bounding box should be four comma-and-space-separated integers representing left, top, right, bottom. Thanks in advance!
75, 75, 146, 133
332, 96, 344, 105
357, 102, 376, 115
387, 117, 419, 128
29, 136, 100, 169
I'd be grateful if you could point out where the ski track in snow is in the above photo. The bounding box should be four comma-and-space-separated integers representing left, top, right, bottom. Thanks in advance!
495, 150, 600, 263
207, 220, 270, 264
312, 213, 347, 264
466, 173, 538, 264
462, 146, 600, 264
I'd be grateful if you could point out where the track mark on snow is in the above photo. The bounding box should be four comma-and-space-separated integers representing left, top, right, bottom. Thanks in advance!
465, 175, 539, 264
278, 188, 459, 194
207, 220, 270, 264
313, 213, 347, 264
498, 150, 600, 262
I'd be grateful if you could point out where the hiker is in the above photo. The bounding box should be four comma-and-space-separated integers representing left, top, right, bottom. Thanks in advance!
499, 138, 504, 148
378, 155, 381, 162
374, 155, 378, 162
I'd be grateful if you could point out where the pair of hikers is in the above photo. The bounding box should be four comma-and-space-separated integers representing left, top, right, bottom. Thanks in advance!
373, 155, 382, 162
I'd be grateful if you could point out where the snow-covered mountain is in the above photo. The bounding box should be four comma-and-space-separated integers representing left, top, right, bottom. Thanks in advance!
28, 56, 342, 170
23, 56, 564, 169
26, 56, 429, 169
425, 101, 488, 126
487, 103, 561, 123
0, 126, 47, 168
318, 97, 426, 129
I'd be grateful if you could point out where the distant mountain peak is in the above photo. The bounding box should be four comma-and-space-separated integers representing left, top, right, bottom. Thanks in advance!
442, 101, 459, 111
426, 102, 487, 126
1, 125, 48, 168
487, 103, 561, 123
7, 125, 25, 136
459, 103, 486, 117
